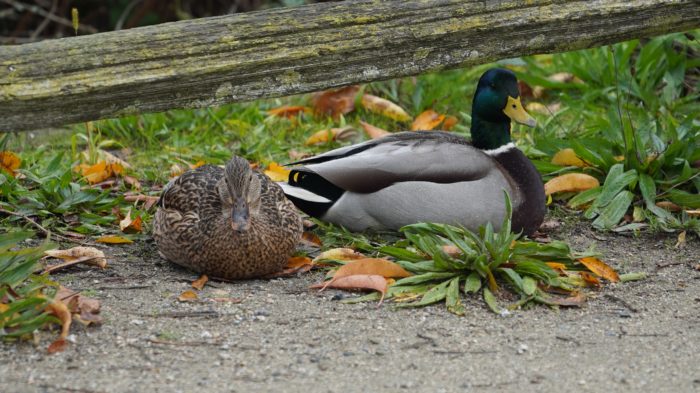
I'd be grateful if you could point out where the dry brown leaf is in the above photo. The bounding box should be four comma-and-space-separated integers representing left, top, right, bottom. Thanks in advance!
44, 247, 107, 270
411, 109, 445, 131
301, 231, 323, 247
287, 256, 313, 269
47, 339, 68, 354
675, 231, 686, 249
579, 271, 601, 286
56, 286, 101, 326
119, 208, 143, 233
545, 262, 567, 271
546, 292, 586, 307
656, 201, 682, 212
360, 94, 412, 122
312, 85, 360, 119
441, 115, 458, 131
95, 235, 133, 244
441, 245, 462, 258
551, 148, 588, 167
178, 290, 198, 302
545, 173, 600, 196
327, 258, 411, 285
578, 257, 619, 282
45, 299, 72, 340
359, 120, 391, 139
264, 162, 291, 182
0, 151, 21, 177
123, 175, 142, 190
685, 210, 700, 217
304, 127, 358, 146
288, 149, 311, 161
192, 275, 209, 291
123, 194, 160, 210
311, 274, 388, 305
267, 105, 312, 119
312, 248, 365, 264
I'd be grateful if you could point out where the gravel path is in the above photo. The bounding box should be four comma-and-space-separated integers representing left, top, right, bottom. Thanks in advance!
2, 221, 699, 393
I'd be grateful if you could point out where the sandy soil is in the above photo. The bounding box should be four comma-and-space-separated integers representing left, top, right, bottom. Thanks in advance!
2, 220, 699, 393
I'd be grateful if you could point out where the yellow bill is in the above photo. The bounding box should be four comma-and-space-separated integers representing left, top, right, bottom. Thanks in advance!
503, 96, 537, 127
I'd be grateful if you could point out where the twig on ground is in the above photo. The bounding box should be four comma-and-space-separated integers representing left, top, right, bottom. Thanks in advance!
656, 261, 686, 270
0, 207, 81, 244
41, 256, 103, 274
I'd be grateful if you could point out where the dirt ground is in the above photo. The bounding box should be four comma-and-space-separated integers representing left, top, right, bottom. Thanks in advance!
1, 219, 699, 393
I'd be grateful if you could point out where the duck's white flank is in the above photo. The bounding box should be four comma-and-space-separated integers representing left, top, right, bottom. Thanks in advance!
484, 142, 515, 156
277, 182, 331, 203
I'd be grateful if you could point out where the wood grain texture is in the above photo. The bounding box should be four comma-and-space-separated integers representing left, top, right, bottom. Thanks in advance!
1, 0, 699, 131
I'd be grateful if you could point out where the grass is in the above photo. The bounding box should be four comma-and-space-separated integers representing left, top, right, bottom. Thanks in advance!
0, 31, 698, 332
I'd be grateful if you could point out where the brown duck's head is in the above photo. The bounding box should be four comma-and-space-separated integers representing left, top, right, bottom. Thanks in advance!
218, 156, 261, 233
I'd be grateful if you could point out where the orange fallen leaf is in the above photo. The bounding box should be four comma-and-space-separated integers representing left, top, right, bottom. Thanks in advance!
579, 271, 601, 286
312, 248, 366, 264
578, 257, 619, 282
301, 231, 323, 247
360, 94, 412, 122
360, 120, 391, 139
544, 173, 600, 196
304, 127, 358, 146
312, 85, 360, 119
411, 109, 445, 131
311, 274, 388, 305
0, 151, 21, 177
178, 290, 198, 302
685, 209, 700, 217
327, 258, 411, 285
47, 339, 68, 354
95, 235, 133, 244
441, 115, 458, 130
267, 105, 312, 119
287, 256, 313, 269
56, 286, 101, 326
264, 162, 291, 182
545, 262, 567, 270
119, 208, 143, 233
192, 275, 209, 291
551, 148, 588, 167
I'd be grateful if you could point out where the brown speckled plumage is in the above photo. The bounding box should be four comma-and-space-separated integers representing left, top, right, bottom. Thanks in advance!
152, 157, 302, 280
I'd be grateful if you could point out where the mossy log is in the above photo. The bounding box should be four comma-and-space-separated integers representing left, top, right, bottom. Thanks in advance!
1, 0, 699, 132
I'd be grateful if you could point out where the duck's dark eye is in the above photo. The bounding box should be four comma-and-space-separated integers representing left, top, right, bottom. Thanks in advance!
512, 104, 516, 108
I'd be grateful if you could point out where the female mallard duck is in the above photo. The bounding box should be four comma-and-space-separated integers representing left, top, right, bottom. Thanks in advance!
153, 156, 302, 280
280, 68, 545, 235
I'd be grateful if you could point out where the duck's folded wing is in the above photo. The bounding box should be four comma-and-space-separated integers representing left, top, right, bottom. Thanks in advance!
292, 133, 496, 193
157, 165, 223, 212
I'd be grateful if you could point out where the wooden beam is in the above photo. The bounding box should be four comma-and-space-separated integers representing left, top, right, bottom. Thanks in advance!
1, 0, 699, 132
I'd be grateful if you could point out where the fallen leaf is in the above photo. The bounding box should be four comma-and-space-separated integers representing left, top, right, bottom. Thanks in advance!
47, 339, 68, 354
674, 231, 686, 249
0, 151, 21, 177
170, 164, 185, 178
312, 85, 360, 119
45, 298, 72, 340
551, 148, 588, 167
301, 231, 322, 247
267, 105, 312, 119
544, 173, 600, 196
192, 275, 209, 291
360, 120, 391, 139
441, 115, 458, 131
311, 274, 388, 305
545, 262, 567, 271
545, 292, 586, 307
178, 290, 198, 302
287, 256, 313, 269
95, 235, 133, 244
44, 246, 107, 271
74, 161, 111, 184
119, 208, 143, 233
578, 256, 619, 282
411, 109, 445, 131
685, 210, 700, 217
326, 258, 411, 287
56, 286, 101, 326
123, 194, 160, 210
656, 201, 682, 212
360, 94, 412, 122
441, 245, 462, 258
123, 175, 142, 190
312, 248, 365, 264
579, 271, 601, 286
304, 127, 358, 146
264, 162, 291, 182
288, 149, 311, 161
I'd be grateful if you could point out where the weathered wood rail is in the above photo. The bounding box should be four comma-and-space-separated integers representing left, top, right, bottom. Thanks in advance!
1, 0, 699, 132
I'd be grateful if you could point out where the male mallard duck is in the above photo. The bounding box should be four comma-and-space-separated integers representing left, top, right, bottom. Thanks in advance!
153, 156, 302, 280
279, 68, 545, 235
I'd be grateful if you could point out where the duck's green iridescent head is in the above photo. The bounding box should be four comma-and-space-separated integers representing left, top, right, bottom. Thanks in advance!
471, 68, 536, 150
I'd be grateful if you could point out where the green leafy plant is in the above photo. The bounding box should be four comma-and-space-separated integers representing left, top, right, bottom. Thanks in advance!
0, 231, 58, 340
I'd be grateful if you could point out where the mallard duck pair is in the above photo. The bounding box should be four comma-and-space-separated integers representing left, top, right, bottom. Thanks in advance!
153, 157, 302, 280
281, 68, 545, 235
154, 68, 544, 280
